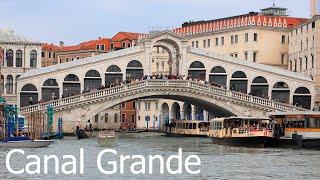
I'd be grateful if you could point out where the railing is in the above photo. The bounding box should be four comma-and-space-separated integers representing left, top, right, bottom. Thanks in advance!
19, 79, 306, 114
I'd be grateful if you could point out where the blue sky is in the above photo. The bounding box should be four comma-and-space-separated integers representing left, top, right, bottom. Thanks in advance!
0, 0, 310, 45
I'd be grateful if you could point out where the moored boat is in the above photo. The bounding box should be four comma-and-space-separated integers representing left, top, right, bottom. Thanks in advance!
268, 111, 320, 148
97, 130, 118, 146
207, 117, 276, 147
166, 120, 210, 137
0, 137, 53, 148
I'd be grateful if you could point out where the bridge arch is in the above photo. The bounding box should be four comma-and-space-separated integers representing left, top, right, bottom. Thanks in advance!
126, 60, 143, 80
230, 71, 248, 94
188, 61, 206, 80
171, 102, 181, 120
272, 81, 290, 103
161, 102, 170, 124
63, 74, 81, 97
293, 87, 311, 109
42, 78, 59, 102
251, 76, 269, 98
20, 84, 38, 107
84, 70, 102, 91
105, 65, 123, 86
209, 66, 227, 87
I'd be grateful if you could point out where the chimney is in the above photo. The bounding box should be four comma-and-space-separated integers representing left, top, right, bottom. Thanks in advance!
311, 0, 317, 17
98, 37, 101, 40
59, 41, 64, 48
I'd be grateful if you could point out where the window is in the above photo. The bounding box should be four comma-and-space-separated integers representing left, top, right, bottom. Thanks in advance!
128, 43, 131, 48
121, 114, 125, 123
221, 37, 224, 46
105, 113, 108, 123
253, 52, 257, 62
121, 102, 126, 108
299, 58, 302, 71
6, 75, 13, 94
66, 58, 69, 62
131, 114, 135, 123
245, 33, 248, 42
96, 45, 100, 50
207, 39, 211, 47
95, 114, 99, 123
235, 35, 238, 44
192, 41, 194, 47
300, 40, 303, 51
305, 56, 308, 70
16, 50, 22, 67
48, 52, 51, 58
53, 53, 56, 58
114, 114, 118, 123
215, 38, 218, 46
312, 22, 315, 28
133, 101, 136, 109
294, 59, 297, 71
195, 41, 199, 48
203, 39, 206, 48
312, 54, 314, 68
148, 102, 151, 110
231, 35, 234, 44
122, 43, 126, 48
145, 102, 147, 110
253, 33, 258, 42
101, 45, 105, 50
155, 102, 158, 110
30, 50, 37, 68
6, 49, 13, 67
77, 56, 80, 59
244, 52, 248, 60
282, 35, 286, 44
41, 52, 45, 57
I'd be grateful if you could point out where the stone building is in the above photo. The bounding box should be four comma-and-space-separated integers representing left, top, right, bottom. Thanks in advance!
0, 29, 42, 105
168, 5, 307, 69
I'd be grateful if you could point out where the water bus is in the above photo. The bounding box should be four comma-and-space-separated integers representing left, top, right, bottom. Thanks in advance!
207, 117, 275, 147
268, 111, 320, 148
166, 120, 210, 137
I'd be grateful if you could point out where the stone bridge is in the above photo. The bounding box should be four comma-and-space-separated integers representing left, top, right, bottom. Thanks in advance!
20, 79, 306, 133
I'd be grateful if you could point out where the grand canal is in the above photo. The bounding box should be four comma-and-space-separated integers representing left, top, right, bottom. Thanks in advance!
0, 134, 320, 180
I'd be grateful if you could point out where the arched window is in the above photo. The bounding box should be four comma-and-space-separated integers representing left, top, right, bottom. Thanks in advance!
251, 76, 268, 98
209, 66, 227, 87
106, 65, 123, 86
230, 71, 248, 93
16, 50, 22, 67
188, 61, 206, 80
272, 82, 290, 103
20, 84, 38, 107
30, 50, 37, 68
84, 70, 101, 91
6, 75, 13, 94
42, 79, 59, 102
126, 60, 143, 81
293, 87, 311, 109
6, 49, 13, 67
63, 74, 80, 97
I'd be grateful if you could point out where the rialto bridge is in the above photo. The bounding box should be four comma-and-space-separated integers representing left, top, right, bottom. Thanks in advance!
17, 31, 314, 132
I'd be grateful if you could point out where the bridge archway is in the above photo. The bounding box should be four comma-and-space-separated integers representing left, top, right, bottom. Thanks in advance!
84, 70, 101, 91
20, 84, 38, 107
209, 66, 227, 87
272, 82, 290, 103
171, 102, 181, 120
63, 74, 80, 97
251, 76, 268, 98
42, 79, 59, 102
293, 87, 311, 109
188, 61, 206, 80
230, 71, 248, 93
161, 102, 170, 124
105, 65, 123, 86
126, 60, 143, 80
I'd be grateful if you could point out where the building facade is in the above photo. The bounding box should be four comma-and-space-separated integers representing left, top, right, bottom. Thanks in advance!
0, 29, 42, 105
288, 15, 320, 108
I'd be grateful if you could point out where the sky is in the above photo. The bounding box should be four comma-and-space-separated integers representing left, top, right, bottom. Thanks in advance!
0, 0, 310, 45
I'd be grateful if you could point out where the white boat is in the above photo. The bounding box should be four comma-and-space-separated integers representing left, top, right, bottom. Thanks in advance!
0, 139, 54, 148
166, 120, 210, 137
97, 130, 118, 147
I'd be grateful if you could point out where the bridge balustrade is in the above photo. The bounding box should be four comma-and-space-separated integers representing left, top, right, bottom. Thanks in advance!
19, 79, 306, 114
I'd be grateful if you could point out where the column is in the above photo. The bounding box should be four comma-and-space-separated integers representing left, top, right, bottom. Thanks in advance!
12, 76, 16, 95
169, 111, 172, 121
13, 50, 16, 67
3, 48, 6, 67
191, 105, 196, 120
204, 110, 209, 121
3, 77, 6, 95
180, 110, 184, 120
59, 83, 63, 98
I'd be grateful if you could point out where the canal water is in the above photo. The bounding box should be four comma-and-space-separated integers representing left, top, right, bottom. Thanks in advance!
0, 133, 320, 180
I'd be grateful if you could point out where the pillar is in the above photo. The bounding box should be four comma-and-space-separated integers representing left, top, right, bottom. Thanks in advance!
191, 105, 196, 120
180, 110, 184, 120
204, 110, 209, 121
59, 83, 63, 98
